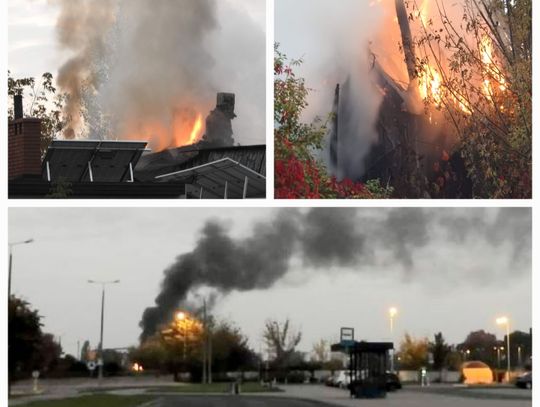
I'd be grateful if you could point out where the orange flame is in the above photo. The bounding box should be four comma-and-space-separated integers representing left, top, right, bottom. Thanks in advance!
172, 109, 205, 150
418, 63, 472, 115
418, 65, 442, 107
480, 35, 507, 100
122, 108, 205, 152
188, 114, 204, 145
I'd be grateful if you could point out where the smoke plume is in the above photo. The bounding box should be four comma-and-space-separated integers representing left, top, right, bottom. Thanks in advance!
55, 0, 117, 139
55, 0, 265, 149
140, 208, 530, 340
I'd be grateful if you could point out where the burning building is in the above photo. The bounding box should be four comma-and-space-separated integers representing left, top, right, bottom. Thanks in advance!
8, 93, 266, 199
306, 0, 530, 198
8, 0, 266, 199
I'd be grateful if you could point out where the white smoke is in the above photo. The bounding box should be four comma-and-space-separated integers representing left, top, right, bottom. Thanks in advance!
275, 0, 385, 176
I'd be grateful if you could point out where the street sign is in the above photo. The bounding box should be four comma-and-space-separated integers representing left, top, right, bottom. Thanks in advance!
340, 327, 355, 349
340, 327, 354, 342
87, 361, 96, 371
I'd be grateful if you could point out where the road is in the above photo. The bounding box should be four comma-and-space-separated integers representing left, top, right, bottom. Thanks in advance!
152, 396, 335, 407
9, 380, 532, 407
276, 384, 532, 407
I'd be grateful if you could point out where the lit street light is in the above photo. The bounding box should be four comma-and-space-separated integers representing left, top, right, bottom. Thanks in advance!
496, 316, 511, 381
176, 311, 186, 321
176, 311, 189, 368
88, 279, 120, 383
389, 307, 398, 372
8, 238, 34, 297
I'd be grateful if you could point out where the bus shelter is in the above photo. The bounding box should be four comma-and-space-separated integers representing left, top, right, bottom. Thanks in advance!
331, 340, 393, 399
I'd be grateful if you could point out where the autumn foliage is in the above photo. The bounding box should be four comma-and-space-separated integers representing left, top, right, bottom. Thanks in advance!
274, 46, 390, 199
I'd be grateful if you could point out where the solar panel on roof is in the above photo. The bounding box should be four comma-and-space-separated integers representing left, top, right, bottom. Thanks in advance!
155, 157, 265, 199
42, 140, 149, 183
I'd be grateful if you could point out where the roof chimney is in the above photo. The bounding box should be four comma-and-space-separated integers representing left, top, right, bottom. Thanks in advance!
14, 94, 23, 120
9, 96, 42, 180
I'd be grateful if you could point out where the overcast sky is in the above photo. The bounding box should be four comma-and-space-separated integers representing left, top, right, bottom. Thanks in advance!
8, 0, 266, 145
8, 0, 265, 78
8, 208, 531, 357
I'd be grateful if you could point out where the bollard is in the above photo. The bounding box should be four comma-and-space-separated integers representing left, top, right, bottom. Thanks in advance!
32, 371, 40, 393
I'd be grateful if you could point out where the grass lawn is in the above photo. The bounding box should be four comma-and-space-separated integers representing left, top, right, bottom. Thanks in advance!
147, 382, 282, 393
15, 394, 154, 407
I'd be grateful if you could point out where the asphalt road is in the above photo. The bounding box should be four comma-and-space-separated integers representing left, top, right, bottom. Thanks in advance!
155, 395, 335, 407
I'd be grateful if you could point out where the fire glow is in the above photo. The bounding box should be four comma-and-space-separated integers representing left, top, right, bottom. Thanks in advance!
415, 35, 507, 117
122, 107, 205, 152
480, 35, 507, 99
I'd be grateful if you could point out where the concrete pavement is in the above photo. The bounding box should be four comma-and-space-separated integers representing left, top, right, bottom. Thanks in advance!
275, 384, 532, 407
9, 379, 533, 407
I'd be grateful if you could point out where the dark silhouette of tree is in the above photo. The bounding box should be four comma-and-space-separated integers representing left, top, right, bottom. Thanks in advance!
431, 332, 451, 371
457, 330, 499, 367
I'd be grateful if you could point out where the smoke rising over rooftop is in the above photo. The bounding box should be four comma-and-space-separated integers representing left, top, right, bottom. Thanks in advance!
140, 207, 531, 340
55, 0, 265, 149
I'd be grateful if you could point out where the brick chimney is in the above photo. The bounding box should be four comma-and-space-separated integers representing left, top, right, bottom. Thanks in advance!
8, 94, 43, 180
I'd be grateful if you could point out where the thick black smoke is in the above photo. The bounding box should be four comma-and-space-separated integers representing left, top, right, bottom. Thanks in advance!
140, 208, 530, 340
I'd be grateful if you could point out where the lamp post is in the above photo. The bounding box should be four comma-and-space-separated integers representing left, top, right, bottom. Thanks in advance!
8, 239, 34, 297
494, 346, 501, 368
389, 307, 398, 372
496, 316, 511, 381
176, 310, 188, 379
88, 279, 120, 383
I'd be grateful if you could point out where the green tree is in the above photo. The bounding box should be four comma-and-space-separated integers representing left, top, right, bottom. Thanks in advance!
46, 177, 73, 198
8, 296, 61, 391
7, 71, 66, 156
263, 318, 302, 367
444, 348, 464, 371
431, 332, 451, 371
211, 321, 258, 373
9, 296, 43, 382
398, 334, 429, 370
457, 330, 499, 367
132, 317, 258, 382
506, 330, 532, 369
129, 337, 168, 373
34, 333, 63, 375
311, 339, 329, 363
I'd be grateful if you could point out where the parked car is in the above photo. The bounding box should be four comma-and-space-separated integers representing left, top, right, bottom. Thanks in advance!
385, 372, 402, 391
324, 374, 336, 387
334, 370, 351, 389
515, 372, 532, 389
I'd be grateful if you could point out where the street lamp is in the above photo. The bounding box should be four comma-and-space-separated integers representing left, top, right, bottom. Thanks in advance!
88, 279, 120, 383
496, 316, 511, 381
176, 311, 189, 369
8, 238, 34, 297
389, 307, 398, 372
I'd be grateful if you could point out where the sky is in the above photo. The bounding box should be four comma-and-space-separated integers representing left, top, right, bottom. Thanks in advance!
8, 0, 266, 78
7, 0, 266, 145
8, 207, 532, 357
